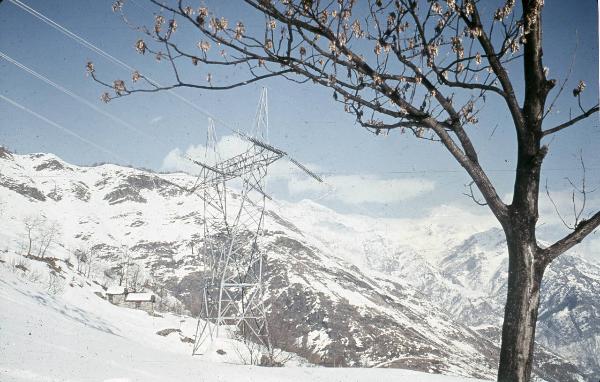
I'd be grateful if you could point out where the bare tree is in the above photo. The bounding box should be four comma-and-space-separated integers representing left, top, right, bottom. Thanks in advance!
73, 247, 89, 274
85, 247, 96, 278
22, 216, 61, 258
264, 318, 297, 366
37, 221, 60, 259
546, 151, 597, 231
233, 319, 296, 366
22, 216, 41, 256
118, 245, 131, 287
232, 328, 264, 366
92, 1, 599, 380
146, 278, 168, 311
127, 263, 145, 291
8, 255, 30, 275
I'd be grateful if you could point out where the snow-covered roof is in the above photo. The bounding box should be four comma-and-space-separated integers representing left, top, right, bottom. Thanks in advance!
106, 286, 126, 295
125, 292, 155, 302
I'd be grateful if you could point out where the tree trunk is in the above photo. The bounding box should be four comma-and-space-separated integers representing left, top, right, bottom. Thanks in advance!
497, 230, 547, 382
27, 230, 32, 256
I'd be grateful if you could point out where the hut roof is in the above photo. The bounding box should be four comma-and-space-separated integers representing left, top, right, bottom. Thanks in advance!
125, 292, 155, 302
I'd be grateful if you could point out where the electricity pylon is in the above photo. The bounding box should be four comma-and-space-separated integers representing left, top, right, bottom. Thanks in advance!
191, 89, 321, 355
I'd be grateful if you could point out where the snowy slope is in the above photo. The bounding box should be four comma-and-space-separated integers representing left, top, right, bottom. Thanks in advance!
413, 228, 600, 378
273, 199, 600, 378
0, 148, 595, 381
0, 265, 490, 382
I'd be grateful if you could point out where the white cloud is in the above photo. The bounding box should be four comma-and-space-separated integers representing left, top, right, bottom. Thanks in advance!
289, 174, 435, 205
161, 134, 435, 205
161, 147, 195, 174
538, 188, 600, 227
161, 135, 251, 174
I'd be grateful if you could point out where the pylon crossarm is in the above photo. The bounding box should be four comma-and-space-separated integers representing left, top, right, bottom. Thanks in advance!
190, 151, 283, 188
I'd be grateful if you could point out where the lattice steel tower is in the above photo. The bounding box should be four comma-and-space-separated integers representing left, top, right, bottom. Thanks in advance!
190, 89, 320, 355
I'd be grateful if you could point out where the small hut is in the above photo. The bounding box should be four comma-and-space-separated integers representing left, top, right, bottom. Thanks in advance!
125, 292, 156, 313
106, 286, 127, 304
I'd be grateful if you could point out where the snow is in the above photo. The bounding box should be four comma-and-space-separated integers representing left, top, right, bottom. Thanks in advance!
1, 150, 596, 379
106, 286, 126, 295
125, 292, 154, 302
0, 266, 490, 382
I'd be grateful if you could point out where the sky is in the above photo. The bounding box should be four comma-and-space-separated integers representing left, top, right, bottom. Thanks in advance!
0, 0, 599, 256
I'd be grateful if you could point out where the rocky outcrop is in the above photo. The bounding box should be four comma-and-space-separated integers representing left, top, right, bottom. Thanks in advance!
0, 174, 46, 201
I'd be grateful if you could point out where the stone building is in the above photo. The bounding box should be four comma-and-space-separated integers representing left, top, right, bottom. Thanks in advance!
125, 292, 156, 313
106, 286, 127, 304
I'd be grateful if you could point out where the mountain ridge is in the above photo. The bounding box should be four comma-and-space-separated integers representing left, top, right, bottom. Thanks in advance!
0, 148, 596, 381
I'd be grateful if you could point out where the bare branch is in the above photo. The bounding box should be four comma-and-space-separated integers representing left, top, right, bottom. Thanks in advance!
543, 35, 578, 120
426, 118, 508, 221
463, 4, 526, 135
541, 210, 600, 263
463, 181, 488, 206
542, 104, 599, 137
545, 178, 572, 230
91, 0, 512, 223
543, 150, 598, 262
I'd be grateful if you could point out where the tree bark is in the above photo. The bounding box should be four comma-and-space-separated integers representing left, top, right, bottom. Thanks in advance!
497, 227, 547, 382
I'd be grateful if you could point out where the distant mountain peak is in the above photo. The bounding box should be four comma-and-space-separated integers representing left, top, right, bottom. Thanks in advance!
0, 146, 13, 160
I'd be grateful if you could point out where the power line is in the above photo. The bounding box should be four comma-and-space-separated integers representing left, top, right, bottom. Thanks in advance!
8, 0, 133, 70
7, 0, 239, 136
314, 168, 600, 174
10, 167, 598, 179
0, 94, 127, 163
6, 0, 328, 173
10, 0, 589, 200
0, 50, 153, 141
6, 0, 323, 182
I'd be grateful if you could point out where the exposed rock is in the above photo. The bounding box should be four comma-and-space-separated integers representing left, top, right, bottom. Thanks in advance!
47, 189, 63, 201
71, 182, 91, 202
104, 184, 147, 204
0, 146, 13, 160
102, 174, 185, 204
35, 159, 70, 171
0, 174, 46, 201
156, 328, 181, 336
375, 228, 599, 380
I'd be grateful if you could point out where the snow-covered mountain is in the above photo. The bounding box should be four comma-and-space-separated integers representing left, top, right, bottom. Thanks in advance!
362, 227, 600, 378
0, 260, 490, 382
0, 147, 597, 381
